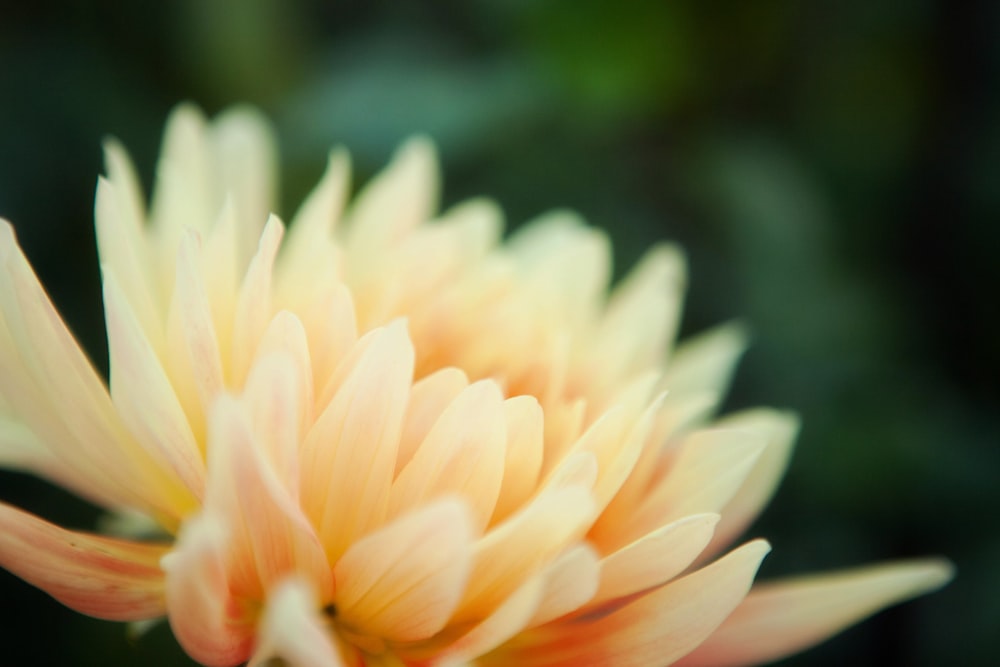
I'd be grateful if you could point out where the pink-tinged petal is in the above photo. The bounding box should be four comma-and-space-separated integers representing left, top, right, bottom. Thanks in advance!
701, 409, 800, 558
0, 502, 168, 620
249, 577, 345, 667
505, 540, 770, 667
0, 221, 183, 516
209, 106, 277, 268
390, 380, 507, 531
454, 485, 596, 623
676, 558, 955, 667
168, 231, 226, 426
204, 395, 331, 601
231, 215, 284, 385
527, 544, 601, 628
590, 513, 720, 608
163, 514, 255, 667
104, 269, 204, 503
301, 321, 414, 563
490, 395, 544, 525
335, 500, 473, 642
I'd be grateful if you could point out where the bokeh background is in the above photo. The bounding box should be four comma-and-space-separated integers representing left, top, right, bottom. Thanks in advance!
1, 1, 997, 665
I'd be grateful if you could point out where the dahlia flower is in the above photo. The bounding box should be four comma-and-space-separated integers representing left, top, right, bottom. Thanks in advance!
0, 104, 950, 666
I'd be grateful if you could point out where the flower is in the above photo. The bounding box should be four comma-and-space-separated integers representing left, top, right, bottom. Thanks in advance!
0, 104, 951, 666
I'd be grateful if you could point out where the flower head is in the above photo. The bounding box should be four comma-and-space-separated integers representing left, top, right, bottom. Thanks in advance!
0, 105, 951, 666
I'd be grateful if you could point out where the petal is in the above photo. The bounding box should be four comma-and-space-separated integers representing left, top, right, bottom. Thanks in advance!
591, 513, 720, 608
335, 500, 473, 642
204, 395, 331, 601
104, 268, 205, 502
661, 322, 749, 398
395, 367, 469, 476
231, 215, 284, 384
490, 395, 544, 525
0, 221, 183, 516
454, 485, 596, 623
0, 503, 169, 621
527, 544, 601, 628
506, 540, 770, 667
249, 577, 345, 667
390, 380, 507, 531
301, 321, 414, 563
701, 409, 800, 558
675, 559, 955, 667
163, 514, 256, 667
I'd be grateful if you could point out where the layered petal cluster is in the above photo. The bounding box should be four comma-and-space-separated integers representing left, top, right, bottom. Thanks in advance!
0, 105, 951, 666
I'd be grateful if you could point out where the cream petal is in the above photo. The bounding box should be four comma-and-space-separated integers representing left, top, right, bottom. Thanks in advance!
104, 269, 205, 501
507, 212, 611, 329
0, 502, 168, 621
343, 137, 438, 286
701, 409, 800, 558
661, 322, 749, 398
94, 175, 161, 346
301, 321, 413, 562
589, 243, 686, 394
507, 540, 770, 667
527, 544, 601, 628
231, 215, 285, 384
591, 513, 720, 608
163, 514, 255, 667
209, 106, 278, 268
290, 283, 357, 397
335, 500, 473, 642
675, 559, 954, 667
249, 577, 345, 667
102, 138, 148, 234
390, 380, 507, 531
0, 221, 182, 516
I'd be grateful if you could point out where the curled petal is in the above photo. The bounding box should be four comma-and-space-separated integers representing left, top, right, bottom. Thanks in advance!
676, 559, 955, 667
0, 503, 168, 621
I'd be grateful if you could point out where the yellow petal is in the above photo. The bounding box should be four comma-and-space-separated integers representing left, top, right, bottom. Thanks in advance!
675, 559, 954, 667
0, 502, 168, 621
527, 544, 601, 628
395, 367, 469, 475
231, 215, 285, 384
490, 395, 544, 525
335, 500, 473, 642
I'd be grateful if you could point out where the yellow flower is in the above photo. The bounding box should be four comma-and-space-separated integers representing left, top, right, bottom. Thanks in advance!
0, 104, 951, 666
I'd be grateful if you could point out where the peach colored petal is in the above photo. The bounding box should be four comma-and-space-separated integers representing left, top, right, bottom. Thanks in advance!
0, 502, 168, 621
335, 500, 473, 642
701, 409, 800, 558
301, 321, 414, 563
249, 577, 345, 667
454, 485, 596, 623
163, 514, 255, 667
505, 540, 770, 667
231, 215, 284, 384
104, 269, 205, 501
395, 367, 469, 476
527, 544, 601, 628
660, 322, 749, 398
591, 513, 720, 608
390, 380, 507, 531
676, 558, 955, 667
490, 394, 544, 525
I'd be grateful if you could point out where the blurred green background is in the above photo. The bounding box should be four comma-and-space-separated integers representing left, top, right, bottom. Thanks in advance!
1, 1, 997, 665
